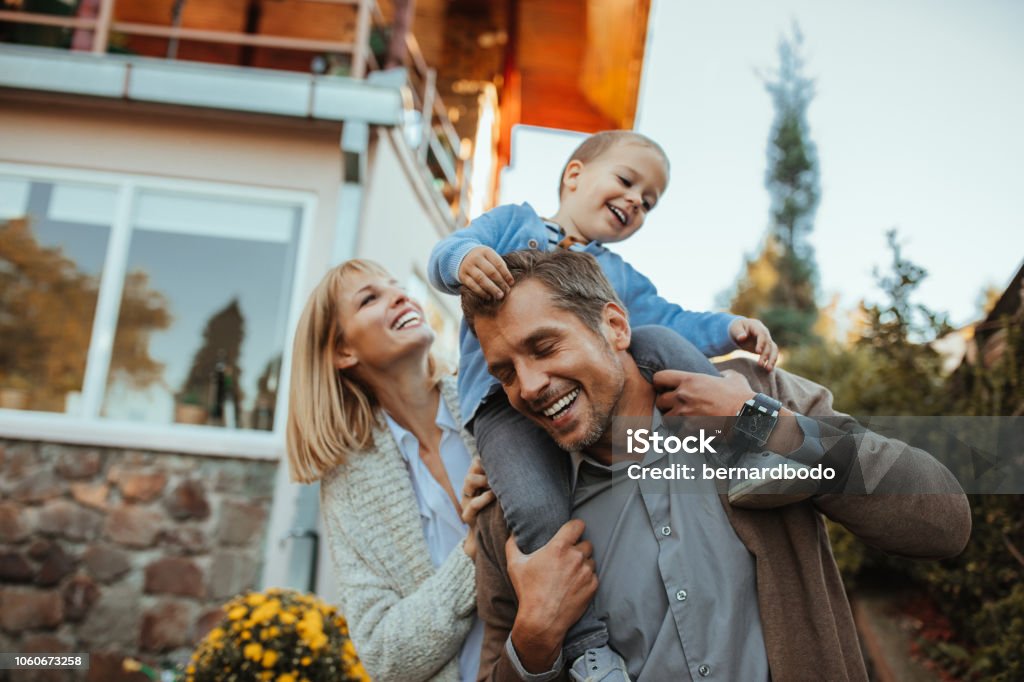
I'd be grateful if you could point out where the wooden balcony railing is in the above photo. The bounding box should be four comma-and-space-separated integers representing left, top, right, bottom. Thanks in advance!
0, 0, 470, 225
397, 31, 470, 226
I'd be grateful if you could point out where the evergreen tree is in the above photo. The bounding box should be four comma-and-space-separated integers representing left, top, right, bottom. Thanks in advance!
784, 231, 1024, 681
180, 298, 245, 409
731, 24, 820, 347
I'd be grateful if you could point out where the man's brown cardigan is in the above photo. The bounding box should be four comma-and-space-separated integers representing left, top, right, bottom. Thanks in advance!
474, 359, 972, 682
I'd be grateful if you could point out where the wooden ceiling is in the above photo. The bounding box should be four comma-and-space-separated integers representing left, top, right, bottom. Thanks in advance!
516, 0, 616, 132
106, 0, 650, 139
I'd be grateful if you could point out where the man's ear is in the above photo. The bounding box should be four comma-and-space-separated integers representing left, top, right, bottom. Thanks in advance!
562, 160, 584, 193
602, 302, 632, 351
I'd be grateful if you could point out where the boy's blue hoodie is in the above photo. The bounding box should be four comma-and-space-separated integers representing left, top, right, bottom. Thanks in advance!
428, 202, 739, 425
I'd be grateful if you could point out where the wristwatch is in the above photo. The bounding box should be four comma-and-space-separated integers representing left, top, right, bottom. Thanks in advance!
731, 393, 782, 451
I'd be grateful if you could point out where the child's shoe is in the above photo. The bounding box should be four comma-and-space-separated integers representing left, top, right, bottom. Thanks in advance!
569, 645, 632, 682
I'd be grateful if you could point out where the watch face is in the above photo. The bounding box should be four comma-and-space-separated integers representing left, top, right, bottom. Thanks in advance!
736, 402, 777, 444
746, 411, 770, 438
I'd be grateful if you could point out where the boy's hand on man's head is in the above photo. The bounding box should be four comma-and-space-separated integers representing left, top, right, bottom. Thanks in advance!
729, 317, 779, 371
458, 246, 515, 300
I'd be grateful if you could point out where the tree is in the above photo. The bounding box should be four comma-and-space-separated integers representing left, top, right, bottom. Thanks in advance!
730, 24, 820, 347
852, 229, 953, 415
110, 270, 175, 390
0, 217, 171, 411
180, 298, 246, 411
782, 232, 1024, 680
785, 229, 951, 416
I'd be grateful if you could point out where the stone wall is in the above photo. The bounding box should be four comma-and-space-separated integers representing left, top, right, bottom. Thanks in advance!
0, 439, 278, 682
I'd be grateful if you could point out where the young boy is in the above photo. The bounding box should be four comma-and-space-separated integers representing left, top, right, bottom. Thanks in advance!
428, 131, 780, 681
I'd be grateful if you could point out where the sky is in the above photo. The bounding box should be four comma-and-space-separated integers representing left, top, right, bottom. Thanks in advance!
501, 0, 1024, 331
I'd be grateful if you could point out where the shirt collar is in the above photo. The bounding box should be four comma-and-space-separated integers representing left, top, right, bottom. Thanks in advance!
384, 392, 459, 465
435, 394, 460, 433
543, 219, 599, 250
568, 410, 662, 491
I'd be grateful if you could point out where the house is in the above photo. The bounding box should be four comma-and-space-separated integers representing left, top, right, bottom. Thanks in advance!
0, 0, 651, 676
948, 259, 1024, 415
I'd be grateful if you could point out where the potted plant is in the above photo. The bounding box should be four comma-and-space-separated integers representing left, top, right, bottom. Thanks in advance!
0, 372, 31, 410
185, 588, 370, 682
174, 390, 207, 425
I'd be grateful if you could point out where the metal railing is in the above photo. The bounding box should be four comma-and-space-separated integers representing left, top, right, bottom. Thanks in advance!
0, 0, 469, 224
0, 0, 371, 70
394, 29, 469, 226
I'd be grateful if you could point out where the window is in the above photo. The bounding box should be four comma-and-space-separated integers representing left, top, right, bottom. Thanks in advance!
0, 177, 115, 414
0, 165, 311, 436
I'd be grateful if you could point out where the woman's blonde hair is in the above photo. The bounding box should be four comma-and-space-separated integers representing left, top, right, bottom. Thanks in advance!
285, 259, 442, 483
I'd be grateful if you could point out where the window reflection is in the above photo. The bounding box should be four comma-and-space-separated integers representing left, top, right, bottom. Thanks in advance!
102, 189, 299, 430
0, 177, 115, 414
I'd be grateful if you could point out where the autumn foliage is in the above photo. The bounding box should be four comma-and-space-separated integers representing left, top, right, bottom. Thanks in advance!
0, 217, 171, 411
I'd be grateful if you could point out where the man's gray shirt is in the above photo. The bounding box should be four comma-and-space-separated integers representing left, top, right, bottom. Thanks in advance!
569, 410, 770, 681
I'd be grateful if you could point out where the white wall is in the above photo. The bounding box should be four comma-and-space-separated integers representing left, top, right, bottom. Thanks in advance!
358, 128, 463, 326
0, 92, 353, 596
499, 125, 586, 214
305, 126, 465, 601
0, 99, 474, 602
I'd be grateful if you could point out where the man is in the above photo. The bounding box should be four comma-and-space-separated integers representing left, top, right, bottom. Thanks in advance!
462, 249, 970, 682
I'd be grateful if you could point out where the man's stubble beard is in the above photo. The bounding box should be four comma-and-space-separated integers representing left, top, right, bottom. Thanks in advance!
551, 343, 626, 453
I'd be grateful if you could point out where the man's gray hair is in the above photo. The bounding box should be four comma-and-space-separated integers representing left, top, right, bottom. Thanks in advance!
461, 249, 625, 337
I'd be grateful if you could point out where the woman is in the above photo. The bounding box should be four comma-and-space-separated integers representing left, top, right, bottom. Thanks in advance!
286, 259, 495, 682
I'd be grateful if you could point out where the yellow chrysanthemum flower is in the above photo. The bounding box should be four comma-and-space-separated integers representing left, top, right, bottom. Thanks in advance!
251, 600, 281, 625
190, 589, 366, 681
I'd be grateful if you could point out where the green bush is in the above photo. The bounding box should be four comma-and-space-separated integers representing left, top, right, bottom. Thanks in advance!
780, 235, 1024, 679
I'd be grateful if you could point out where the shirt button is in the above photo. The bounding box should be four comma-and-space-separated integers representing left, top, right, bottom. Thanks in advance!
675, 589, 687, 601
527, 239, 539, 249
660, 525, 671, 536
698, 664, 711, 676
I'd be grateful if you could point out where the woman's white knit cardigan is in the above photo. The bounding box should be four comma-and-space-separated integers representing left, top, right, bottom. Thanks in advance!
320, 376, 478, 682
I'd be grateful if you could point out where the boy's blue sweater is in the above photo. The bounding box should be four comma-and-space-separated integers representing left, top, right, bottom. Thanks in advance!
428, 202, 739, 425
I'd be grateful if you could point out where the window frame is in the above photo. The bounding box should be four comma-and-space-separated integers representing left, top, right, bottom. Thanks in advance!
0, 162, 316, 459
